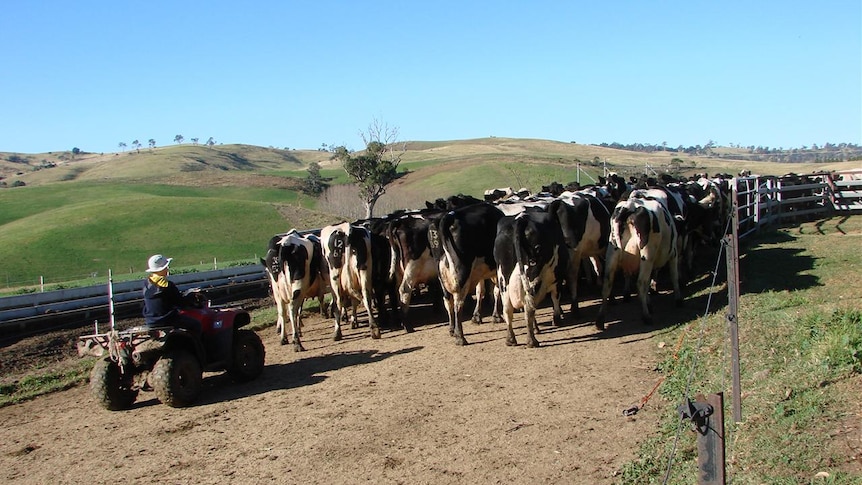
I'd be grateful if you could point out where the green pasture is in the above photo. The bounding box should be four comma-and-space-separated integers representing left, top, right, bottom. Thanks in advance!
0, 183, 303, 286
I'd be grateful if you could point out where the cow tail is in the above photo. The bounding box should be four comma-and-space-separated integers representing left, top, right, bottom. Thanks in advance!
513, 216, 534, 308
438, 212, 466, 286
387, 227, 402, 282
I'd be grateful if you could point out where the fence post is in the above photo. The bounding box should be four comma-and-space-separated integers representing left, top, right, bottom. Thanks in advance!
107, 269, 116, 331
697, 393, 726, 485
725, 193, 743, 423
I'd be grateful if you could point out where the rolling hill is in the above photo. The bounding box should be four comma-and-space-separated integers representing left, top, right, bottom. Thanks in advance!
0, 138, 859, 287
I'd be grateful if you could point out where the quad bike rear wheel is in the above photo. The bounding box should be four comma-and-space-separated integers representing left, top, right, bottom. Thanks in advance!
90, 358, 138, 411
227, 329, 265, 382
151, 349, 202, 407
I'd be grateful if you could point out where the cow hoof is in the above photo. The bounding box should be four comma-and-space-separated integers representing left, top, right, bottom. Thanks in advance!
371, 328, 381, 340
280, 337, 288, 346
493, 315, 503, 324
333, 331, 343, 342
505, 337, 517, 347
293, 343, 305, 352
595, 315, 605, 331
403, 325, 415, 333
471, 315, 482, 324
553, 315, 565, 327
527, 339, 540, 348
455, 336, 468, 346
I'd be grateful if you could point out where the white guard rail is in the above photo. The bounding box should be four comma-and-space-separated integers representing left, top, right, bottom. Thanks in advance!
0, 265, 267, 323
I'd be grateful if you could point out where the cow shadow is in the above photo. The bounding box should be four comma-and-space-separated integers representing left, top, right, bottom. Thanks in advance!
129, 346, 424, 408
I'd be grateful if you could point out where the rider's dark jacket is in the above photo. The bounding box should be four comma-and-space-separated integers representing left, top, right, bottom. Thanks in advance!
142, 274, 189, 326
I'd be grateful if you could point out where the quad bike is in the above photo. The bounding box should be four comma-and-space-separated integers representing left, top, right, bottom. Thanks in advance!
77, 294, 265, 410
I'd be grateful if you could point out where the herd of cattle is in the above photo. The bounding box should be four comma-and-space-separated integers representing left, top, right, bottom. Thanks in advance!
261, 173, 734, 351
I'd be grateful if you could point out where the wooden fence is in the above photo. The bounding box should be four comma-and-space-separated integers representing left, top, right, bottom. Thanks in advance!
735, 169, 862, 240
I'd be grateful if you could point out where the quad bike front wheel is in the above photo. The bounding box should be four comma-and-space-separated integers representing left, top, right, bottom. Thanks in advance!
227, 329, 265, 382
151, 349, 202, 407
90, 358, 138, 411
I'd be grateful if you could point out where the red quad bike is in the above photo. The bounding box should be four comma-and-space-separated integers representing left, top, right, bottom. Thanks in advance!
77, 295, 265, 410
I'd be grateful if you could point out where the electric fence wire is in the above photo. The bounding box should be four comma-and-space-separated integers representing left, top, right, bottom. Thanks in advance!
662, 215, 736, 484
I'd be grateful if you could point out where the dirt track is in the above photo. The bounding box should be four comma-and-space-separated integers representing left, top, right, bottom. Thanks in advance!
0, 292, 692, 484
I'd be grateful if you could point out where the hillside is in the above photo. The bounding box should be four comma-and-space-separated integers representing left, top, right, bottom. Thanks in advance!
1, 137, 859, 285
3, 138, 860, 190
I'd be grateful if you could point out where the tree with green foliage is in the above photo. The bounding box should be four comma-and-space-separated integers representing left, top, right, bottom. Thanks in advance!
118, 142, 127, 152
132, 140, 141, 152
174, 134, 184, 144
302, 162, 327, 195
148, 139, 156, 149
206, 137, 216, 147
334, 119, 404, 218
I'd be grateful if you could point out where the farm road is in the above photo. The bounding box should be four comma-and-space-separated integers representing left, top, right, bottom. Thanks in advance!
0, 293, 688, 484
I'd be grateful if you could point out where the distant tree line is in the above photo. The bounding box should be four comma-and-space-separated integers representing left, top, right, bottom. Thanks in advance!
117, 135, 216, 153
594, 141, 862, 163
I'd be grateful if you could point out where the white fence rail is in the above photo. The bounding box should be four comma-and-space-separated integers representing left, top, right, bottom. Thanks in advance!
735, 169, 862, 240
0, 265, 267, 325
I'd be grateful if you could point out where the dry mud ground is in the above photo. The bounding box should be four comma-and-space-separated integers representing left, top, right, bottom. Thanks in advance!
0, 292, 691, 484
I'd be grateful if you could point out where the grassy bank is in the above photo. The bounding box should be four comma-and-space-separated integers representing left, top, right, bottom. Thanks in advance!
620, 215, 862, 483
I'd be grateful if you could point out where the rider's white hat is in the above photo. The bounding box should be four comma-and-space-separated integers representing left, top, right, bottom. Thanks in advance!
146, 254, 173, 273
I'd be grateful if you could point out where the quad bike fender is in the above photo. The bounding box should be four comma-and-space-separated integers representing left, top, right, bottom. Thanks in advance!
162, 330, 206, 366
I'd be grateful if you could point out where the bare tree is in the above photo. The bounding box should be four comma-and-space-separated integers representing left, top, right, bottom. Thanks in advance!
335, 119, 406, 218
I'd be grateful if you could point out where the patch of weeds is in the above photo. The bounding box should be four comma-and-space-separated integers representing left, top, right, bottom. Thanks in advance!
0, 359, 93, 408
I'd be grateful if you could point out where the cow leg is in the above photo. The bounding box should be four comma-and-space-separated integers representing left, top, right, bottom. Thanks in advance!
288, 299, 305, 352
670, 253, 684, 307
471, 281, 485, 324
361, 283, 381, 339
350, 300, 359, 329
492, 284, 503, 324
525, 305, 540, 348
442, 290, 456, 338
452, 289, 469, 346
596, 249, 619, 331
504, 294, 518, 347
567, 250, 582, 317
550, 286, 565, 327
391, 278, 413, 333
332, 292, 345, 342
397, 277, 416, 330
637, 262, 655, 326
273, 288, 286, 338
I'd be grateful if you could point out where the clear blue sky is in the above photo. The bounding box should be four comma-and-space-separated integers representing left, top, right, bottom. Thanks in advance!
2, 1, 860, 154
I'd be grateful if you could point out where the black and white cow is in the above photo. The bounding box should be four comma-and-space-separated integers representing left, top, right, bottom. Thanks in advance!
494, 210, 569, 347
547, 191, 612, 316
261, 230, 329, 351
386, 209, 446, 326
435, 202, 505, 345
595, 196, 683, 329
320, 222, 380, 341
355, 216, 404, 332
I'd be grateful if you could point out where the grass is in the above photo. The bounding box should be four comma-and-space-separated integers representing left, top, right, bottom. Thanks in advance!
0, 182, 306, 286
0, 358, 95, 407
619, 215, 862, 484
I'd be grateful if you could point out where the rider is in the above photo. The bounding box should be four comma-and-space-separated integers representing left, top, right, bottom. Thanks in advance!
142, 254, 202, 334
